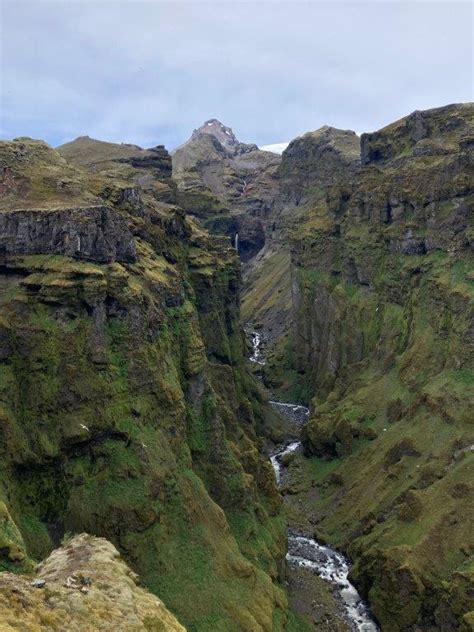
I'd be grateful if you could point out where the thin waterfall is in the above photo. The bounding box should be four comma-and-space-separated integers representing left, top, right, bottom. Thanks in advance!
234, 232, 239, 252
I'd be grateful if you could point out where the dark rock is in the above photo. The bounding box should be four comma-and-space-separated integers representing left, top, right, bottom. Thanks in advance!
279, 125, 360, 206
0, 205, 136, 263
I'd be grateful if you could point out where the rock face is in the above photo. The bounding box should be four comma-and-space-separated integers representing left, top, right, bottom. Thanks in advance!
248, 126, 361, 402
0, 206, 136, 263
272, 103, 473, 630
0, 534, 185, 631
279, 125, 361, 206
0, 138, 289, 630
172, 119, 281, 260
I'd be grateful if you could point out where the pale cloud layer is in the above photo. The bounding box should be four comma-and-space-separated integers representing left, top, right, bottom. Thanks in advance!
0, 0, 472, 150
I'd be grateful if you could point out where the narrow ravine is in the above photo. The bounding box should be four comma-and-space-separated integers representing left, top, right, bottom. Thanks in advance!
249, 330, 378, 632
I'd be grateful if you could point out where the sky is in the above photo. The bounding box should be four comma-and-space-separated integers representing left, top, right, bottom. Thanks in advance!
0, 0, 472, 151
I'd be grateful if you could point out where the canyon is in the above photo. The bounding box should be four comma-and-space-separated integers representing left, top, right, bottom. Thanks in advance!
0, 102, 472, 631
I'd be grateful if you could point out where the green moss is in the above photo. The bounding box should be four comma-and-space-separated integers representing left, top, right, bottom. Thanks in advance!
284, 611, 314, 631
451, 368, 474, 385
0, 501, 34, 572
0, 243, 289, 630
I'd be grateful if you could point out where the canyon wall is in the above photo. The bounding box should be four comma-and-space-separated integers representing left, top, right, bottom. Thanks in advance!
285, 104, 473, 630
0, 138, 289, 631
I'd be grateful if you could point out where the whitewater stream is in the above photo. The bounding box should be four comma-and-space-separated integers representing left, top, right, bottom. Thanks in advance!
248, 329, 266, 365
249, 330, 378, 631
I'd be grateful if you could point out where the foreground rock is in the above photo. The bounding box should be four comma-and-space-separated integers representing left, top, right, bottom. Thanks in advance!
0, 534, 185, 631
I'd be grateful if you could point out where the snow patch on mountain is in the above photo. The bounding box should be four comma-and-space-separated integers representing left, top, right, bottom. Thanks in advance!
259, 142, 289, 154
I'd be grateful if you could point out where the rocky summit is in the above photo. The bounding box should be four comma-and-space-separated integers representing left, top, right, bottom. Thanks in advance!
0, 102, 473, 632
172, 119, 280, 260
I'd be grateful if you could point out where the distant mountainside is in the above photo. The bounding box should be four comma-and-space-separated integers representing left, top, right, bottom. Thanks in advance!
172, 119, 281, 260
58, 135, 170, 170
57, 135, 174, 202
174, 118, 259, 156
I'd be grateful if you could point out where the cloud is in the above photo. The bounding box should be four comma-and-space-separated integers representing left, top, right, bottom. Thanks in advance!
1, 0, 472, 149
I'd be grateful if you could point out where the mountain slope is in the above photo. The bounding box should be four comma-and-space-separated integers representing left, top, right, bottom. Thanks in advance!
172, 120, 281, 260
271, 103, 474, 631
0, 137, 289, 631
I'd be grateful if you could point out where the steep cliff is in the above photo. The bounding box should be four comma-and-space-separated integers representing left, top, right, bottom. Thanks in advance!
250, 126, 361, 402
172, 120, 280, 260
282, 103, 474, 630
0, 138, 289, 631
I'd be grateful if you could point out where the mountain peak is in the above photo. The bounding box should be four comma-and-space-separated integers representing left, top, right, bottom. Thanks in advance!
191, 118, 242, 154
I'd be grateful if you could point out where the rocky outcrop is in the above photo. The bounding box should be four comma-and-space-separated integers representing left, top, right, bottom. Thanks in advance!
279, 125, 360, 206
58, 136, 172, 177
361, 102, 473, 165
0, 206, 137, 263
0, 533, 185, 631
57, 136, 175, 204
185, 118, 258, 156
277, 103, 474, 630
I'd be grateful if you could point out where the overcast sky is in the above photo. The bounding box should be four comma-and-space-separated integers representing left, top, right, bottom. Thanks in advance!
0, 1, 472, 150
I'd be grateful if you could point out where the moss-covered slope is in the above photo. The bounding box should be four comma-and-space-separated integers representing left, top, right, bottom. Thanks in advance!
255, 126, 361, 402
0, 138, 288, 631
282, 103, 474, 630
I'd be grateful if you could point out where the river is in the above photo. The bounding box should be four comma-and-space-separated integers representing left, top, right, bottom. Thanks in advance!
249, 330, 378, 631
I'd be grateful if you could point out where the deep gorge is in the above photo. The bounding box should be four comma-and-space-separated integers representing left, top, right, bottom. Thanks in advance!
0, 103, 472, 631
